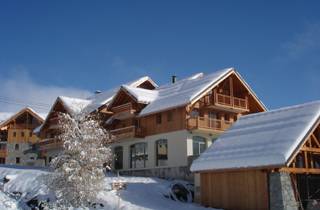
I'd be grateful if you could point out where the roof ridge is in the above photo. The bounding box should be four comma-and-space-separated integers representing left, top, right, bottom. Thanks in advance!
241, 100, 320, 120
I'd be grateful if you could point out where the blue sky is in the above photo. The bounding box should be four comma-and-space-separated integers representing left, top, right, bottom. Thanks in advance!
0, 0, 319, 112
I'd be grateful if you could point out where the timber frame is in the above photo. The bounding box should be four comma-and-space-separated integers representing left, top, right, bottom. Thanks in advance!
280, 119, 320, 174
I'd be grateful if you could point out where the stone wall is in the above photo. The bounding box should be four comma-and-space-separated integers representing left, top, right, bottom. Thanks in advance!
269, 172, 298, 210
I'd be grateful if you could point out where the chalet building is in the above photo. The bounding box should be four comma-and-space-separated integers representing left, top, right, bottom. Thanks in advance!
0, 107, 45, 166
191, 101, 320, 210
36, 76, 157, 165
105, 68, 266, 179
35, 68, 266, 179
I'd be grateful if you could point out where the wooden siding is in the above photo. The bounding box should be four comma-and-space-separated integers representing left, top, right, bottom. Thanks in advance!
200, 170, 269, 210
138, 107, 186, 136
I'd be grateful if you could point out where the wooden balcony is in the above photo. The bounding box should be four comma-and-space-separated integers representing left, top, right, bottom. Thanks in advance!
111, 103, 136, 120
187, 117, 232, 132
109, 125, 145, 140
214, 93, 248, 111
38, 138, 62, 151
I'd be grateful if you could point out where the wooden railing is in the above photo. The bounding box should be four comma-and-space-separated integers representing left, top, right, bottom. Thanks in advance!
110, 126, 136, 140
187, 117, 232, 131
215, 93, 248, 110
111, 103, 134, 114
109, 125, 145, 140
38, 138, 62, 150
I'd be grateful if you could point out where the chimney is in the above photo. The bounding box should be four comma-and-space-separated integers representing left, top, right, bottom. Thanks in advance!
94, 90, 102, 94
172, 75, 177, 84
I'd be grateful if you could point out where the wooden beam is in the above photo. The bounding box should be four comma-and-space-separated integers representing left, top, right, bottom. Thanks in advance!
311, 134, 320, 148
280, 167, 320, 174
300, 147, 320, 153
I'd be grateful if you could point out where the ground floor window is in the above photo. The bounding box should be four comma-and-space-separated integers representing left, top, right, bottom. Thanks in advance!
130, 143, 148, 169
114, 146, 123, 170
16, 157, 20, 164
156, 139, 168, 166
193, 136, 207, 156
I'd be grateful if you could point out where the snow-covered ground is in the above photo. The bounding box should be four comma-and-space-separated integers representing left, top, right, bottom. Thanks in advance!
0, 166, 216, 210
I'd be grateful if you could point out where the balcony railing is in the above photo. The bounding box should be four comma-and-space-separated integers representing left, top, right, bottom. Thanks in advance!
38, 138, 62, 150
215, 93, 248, 110
109, 125, 145, 140
111, 103, 135, 113
187, 117, 232, 131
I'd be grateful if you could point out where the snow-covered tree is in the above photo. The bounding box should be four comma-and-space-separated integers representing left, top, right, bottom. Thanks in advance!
46, 111, 113, 208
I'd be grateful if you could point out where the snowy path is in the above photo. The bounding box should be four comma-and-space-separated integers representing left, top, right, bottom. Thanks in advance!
0, 166, 218, 210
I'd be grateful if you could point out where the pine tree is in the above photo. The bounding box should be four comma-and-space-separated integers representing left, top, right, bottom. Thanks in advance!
46, 112, 113, 208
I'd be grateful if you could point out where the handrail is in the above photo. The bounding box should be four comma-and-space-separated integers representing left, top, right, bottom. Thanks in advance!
111, 103, 133, 113
188, 116, 232, 131
215, 93, 248, 110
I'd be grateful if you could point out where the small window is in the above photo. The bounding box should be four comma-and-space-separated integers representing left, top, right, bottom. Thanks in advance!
156, 114, 162, 124
21, 131, 25, 137
13, 132, 16, 137
156, 139, 168, 166
16, 157, 20, 164
15, 144, 19, 150
167, 111, 173, 122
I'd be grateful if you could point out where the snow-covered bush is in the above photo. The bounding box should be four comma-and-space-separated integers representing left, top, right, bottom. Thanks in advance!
46, 112, 113, 208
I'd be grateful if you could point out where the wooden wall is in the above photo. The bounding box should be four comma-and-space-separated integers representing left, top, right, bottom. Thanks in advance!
200, 170, 269, 210
139, 107, 186, 136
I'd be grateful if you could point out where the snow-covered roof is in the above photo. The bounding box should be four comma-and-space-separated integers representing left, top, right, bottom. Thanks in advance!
191, 100, 320, 172
0, 107, 45, 128
139, 68, 266, 116
58, 96, 92, 115
86, 76, 158, 112
121, 85, 158, 104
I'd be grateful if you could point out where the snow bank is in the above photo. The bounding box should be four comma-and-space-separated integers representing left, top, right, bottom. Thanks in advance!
0, 166, 217, 210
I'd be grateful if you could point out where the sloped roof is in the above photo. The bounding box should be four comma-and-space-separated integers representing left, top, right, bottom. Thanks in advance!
191, 101, 320, 172
138, 68, 266, 116
86, 76, 157, 112
58, 96, 92, 115
0, 107, 45, 128
121, 85, 158, 104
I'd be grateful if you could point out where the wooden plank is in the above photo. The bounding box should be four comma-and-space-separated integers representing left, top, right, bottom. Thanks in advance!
200, 170, 268, 210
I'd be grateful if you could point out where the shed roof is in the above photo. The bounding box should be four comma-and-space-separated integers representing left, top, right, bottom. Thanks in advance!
190, 100, 320, 172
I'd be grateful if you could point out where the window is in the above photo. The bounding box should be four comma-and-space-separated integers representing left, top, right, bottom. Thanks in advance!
15, 144, 19, 151
167, 111, 173, 122
49, 157, 52, 163
16, 157, 20, 164
29, 131, 32, 137
13, 132, 16, 137
130, 143, 148, 169
156, 114, 162, 124
156, 139, 168, 166
192, 136, 207, 156
21, 131, 24, 137
0, 158, 5, 164
114, 146, 123, 170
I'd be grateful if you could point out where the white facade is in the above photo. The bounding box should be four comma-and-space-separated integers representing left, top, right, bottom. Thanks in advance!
111, 129, 218, 176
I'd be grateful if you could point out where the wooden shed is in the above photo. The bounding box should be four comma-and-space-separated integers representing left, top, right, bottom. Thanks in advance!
191, 101, 320, 210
